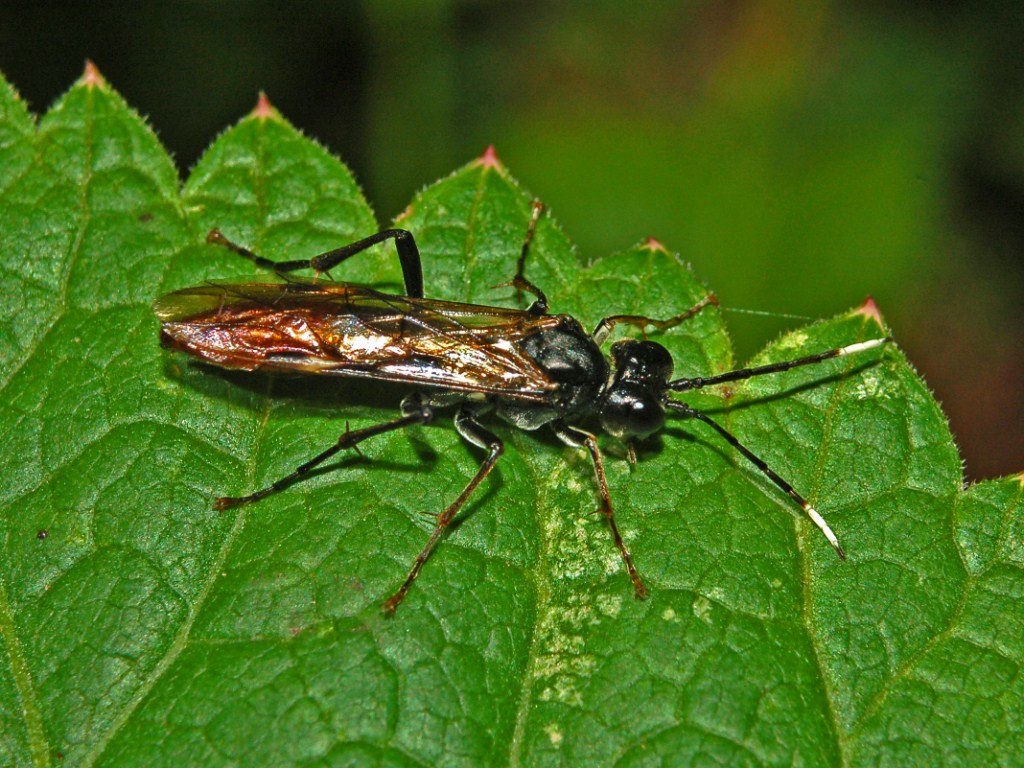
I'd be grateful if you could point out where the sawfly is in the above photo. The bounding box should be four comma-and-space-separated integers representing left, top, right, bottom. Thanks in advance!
155, 202, 890, 613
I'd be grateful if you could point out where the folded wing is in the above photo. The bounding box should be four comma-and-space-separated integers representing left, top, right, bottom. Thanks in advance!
155, 281, 560, 400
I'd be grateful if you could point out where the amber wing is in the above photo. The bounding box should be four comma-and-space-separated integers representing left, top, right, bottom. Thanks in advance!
155, 282, 561, 400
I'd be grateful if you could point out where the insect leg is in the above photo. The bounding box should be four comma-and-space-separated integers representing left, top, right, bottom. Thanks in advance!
214, 393, 436, 511
550, 421, 648, 600
384, 405, 504, 614
591, 293, 719, 345
663, 400, 845, 558
206, 228, 425, 298
495, 200, 549, 314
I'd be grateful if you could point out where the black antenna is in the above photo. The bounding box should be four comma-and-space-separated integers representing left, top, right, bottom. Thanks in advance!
668, 337, 891, 392
661, 336, 892, 556
664, 400, 846, 557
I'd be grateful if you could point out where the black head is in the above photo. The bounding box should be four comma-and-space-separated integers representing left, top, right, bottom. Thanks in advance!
598, 340, 674, 440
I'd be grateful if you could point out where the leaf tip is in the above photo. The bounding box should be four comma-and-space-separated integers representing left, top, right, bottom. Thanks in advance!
642, 236, 667, 253
394, 203, 414, 224
81, 59, 106, 89
477, 144, 504, 170
852, 295, 885, 328
250, 91, 277, 121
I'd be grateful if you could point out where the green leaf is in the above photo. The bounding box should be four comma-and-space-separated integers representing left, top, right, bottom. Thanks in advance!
1, 70, 1021, 767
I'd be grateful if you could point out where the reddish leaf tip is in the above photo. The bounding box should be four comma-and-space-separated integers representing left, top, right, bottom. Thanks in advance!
853, 296, 885, 327
478, 144, 504, 170
81, 60, 105, 88
251, 91, 276, 120
642, 236, 667, 252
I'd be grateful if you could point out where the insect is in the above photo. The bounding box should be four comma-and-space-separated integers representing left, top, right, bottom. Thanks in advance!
155, 203, 890, 614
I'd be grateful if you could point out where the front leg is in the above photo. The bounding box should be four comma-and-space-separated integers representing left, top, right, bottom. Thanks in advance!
592, 293, 718, 345
550, 420, 647, 600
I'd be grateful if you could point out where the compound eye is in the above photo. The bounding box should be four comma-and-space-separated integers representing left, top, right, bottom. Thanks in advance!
599, 385, 665, 440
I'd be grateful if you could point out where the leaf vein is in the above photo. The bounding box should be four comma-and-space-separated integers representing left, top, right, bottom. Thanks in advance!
0, 574, 51, 767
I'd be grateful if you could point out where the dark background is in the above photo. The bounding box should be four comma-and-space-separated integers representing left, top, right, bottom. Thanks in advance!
2, 1, 1021, 479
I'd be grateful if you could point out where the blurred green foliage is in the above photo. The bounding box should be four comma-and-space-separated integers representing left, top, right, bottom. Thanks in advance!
1, 0, 1020, 477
